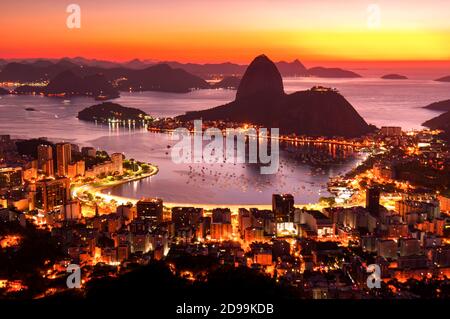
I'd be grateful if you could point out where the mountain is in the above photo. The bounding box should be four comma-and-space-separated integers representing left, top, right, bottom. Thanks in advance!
381, 74, 408, 80
0, 60, 208, 95
121, 59, 152, 70
236, 55, 284, 100
164, 61, 247, 78
422, 111, 450, 140
307, 67, 361, 78
178, 55, 374, 137
45, 70, 119, 98
78, 102, 149, 124
211, 76, 241, 89
165, 59, 308, 78
423, 99, 450, 111
0, 87, 9, 95
275, 59, 308, 76
435, 76, 450, 82
115, 64, 209, 93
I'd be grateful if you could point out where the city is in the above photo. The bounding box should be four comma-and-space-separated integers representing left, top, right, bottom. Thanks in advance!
1, 122, 449, 301
1, 0, 450, 316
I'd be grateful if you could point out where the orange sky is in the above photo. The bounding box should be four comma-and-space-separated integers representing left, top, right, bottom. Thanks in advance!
1, 0, 450, 64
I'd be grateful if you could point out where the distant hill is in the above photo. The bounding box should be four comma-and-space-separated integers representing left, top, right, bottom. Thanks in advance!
307, 67, 361, 78
115, 64, 209, 93
435, 76, 450, 82
178, 55, 374, 138
276, 59, 308, 77
423, 99, 450, 111
381, 74, 408, 80
1, 61, 209, 96
45, 70, 119, 98
78, 102, 149, 124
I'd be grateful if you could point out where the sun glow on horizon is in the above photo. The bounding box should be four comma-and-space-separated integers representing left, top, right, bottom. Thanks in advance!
0, 0, 449, 63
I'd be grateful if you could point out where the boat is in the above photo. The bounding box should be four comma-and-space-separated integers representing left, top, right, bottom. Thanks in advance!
25, 107, 37, 111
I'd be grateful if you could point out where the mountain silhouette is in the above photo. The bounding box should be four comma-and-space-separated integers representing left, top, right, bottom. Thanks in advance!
423, 99, 450, 111
236, 54, 284, 100
178, 55, 374, 137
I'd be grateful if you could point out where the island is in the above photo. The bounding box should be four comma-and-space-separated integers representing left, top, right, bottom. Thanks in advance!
77, 102, 152, 125
423, 99, 450, 111
307, 67, 361, 78
178, 55, 375, 137
381, 74, 408, 80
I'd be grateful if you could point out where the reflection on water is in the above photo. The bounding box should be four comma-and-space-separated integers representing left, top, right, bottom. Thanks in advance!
102, 133, 363, 205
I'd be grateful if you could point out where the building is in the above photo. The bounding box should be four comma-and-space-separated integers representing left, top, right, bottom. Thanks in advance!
300, 210, 334, 238
366, 187, 380, 215
438, 195, 450, 212
399, 238, 421, 257
380, 126, 402, 136
210, 222, 232, 241
111, 153, 124, 175
81, 147, 97, 158
238, 208, 252, 236
373, 163, 394, 180
63, 200, 82, 220
56, 143, 72, 176
37, 144, 53, 168
376, 239, 397, 260
212, 208, 231, 224
0, 167, 23, 189
33, 178, 71, 213
136, 198, 163, 223
171, 207, 202, 230
43, 159, 54, 177
272, 194, 294, 223
395, 200, 440, 220
67, 160, 86, 178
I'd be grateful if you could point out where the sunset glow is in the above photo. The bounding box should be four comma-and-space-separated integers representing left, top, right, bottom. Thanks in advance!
1, 0, 449, 63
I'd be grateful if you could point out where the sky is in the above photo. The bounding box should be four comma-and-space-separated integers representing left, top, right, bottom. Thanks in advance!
1, 0, 450, 64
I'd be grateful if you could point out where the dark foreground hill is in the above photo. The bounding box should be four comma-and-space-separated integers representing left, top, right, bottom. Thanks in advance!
178, 55, 374, 138
423, 111, 450, 140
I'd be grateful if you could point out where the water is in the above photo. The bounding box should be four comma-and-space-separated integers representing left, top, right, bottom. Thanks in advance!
1, 78, 449, 205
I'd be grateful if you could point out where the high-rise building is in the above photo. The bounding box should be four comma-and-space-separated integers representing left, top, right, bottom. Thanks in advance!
111, 153, 123, 175
76, 160, 85, 177
272, 194, 294, 223
136, 198, 163, 223
56, 143, 72, 176
44, 159, 54, 177
0, 167, 23, 189
37, 144, 53, 168
212, 208, 231, 224
171, 207, 202, 230
366, 187, 380, 215
34, 178, 71, 213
